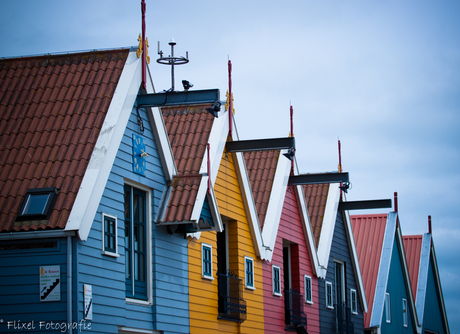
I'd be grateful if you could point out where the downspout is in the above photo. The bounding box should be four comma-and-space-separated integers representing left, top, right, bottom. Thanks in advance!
67, 235, 72, 333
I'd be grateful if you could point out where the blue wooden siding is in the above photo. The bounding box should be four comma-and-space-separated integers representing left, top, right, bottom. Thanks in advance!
75, 103, 190, 333
319, 211, 364, 334
380, 238, 415, 333
0, 238, 68, 332
422, 255, 447, 333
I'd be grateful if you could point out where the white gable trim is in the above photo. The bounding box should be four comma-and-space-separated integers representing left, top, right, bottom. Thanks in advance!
317, 183, 341, 277
342, 208, 368, 312
294, 183, 320, 276
370, 211, 396, 328
261, 150, 291, 258
415, 233, 431, 325
65, 50, 141, 241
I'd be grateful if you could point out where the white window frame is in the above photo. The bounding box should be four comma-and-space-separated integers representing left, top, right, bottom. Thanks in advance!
124, 179, 153, 306
304, 275, 313, 304
272, 265, 282, 296
350, 289, 358, 314
201, 243, 214, 280
402, 298, 408, 327
385, 292, 391, 323
101, 212, 119, 257
326, 281, 334, 309
244, 256, 255, 290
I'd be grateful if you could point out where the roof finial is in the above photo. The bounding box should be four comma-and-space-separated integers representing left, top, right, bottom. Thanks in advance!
227, 60, 233, 138
157, 39, 189, 91
428, 215, 432, 234
394, 192, 398, 213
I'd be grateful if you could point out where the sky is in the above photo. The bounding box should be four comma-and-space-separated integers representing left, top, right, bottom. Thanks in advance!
1, 0, 459, 329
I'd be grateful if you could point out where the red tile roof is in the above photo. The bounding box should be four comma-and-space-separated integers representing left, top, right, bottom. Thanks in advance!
160, 104, 215, 222
351, 213, 388, 328
243, 150, 280, 229
0, 49, 129, 233
403, 235, 423, 299
303, 183, 330, 248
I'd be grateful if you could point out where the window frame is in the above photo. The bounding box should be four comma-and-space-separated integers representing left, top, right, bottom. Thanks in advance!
244, 256, 255, 290
272, 265, 281, 296
326, 281, 334, 309
101, 212, 119, 257
385, 292, 391, 323
201, 243, 213, 280
350, 289, 358, 314
17, 187, 59, 221
124, 180, 152, 305
402, 298, 408, 327
304, 275, 313, 304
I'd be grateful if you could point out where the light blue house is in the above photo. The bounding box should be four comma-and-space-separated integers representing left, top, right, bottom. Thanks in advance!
0, 47, 220, 333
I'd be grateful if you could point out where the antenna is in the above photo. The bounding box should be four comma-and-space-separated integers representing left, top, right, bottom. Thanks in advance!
157, 39, 189, 91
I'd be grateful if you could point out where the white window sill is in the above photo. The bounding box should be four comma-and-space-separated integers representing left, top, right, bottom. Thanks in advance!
125, 298, 152, 306
202, 275, 214, 280
102, 250, 119, 258
245, 285, 256, 291
273, 292, 282, 297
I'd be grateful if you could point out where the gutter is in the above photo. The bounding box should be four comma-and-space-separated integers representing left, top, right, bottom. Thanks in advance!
0, 230, 76, 241
67, 236, 73, 334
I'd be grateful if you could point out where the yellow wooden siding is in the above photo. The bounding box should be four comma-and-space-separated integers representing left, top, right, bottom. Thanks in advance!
188, 151, 265, 333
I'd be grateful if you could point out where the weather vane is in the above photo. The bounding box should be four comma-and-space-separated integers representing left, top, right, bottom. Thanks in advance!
157, 39, 189, 91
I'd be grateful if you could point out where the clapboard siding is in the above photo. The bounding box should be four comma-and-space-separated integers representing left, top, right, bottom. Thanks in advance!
76, 104, 189, 333
422, 256, 447, 333
0, 238, 68, 332
263, 186, 320, 334
319, 211, 364, 334
189, 151, 265, 333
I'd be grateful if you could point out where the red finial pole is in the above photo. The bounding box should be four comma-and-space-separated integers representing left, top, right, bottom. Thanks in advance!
394, 192, 398, 213
428, 215, 432, 234
338, 140, 342, 173
290, 105, 294, 174
228, 60, 233, 138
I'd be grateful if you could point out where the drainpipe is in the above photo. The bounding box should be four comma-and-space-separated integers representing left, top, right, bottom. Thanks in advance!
67, 236, 72, 333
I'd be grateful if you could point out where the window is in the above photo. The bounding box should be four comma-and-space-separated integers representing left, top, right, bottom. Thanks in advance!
334, 261, 345, 306
124, 184, 150, 301
385, 293, 391, 323
350, 289, 358, 314
326, 281, 333, 309
202, 243, 213, 279
305, 275, 312, 303
272, 265, 281, 296
17, 187, 59, 221
102, 213, 118, 257
402, 298, 408, 327
244, 256, 255, 289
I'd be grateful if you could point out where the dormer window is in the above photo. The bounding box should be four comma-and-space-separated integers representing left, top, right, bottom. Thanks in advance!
17, 188, 59, 221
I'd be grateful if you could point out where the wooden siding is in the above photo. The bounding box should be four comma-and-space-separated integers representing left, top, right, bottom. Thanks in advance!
422, 256, 448, 333
76, 104, 190, 333
319, 211, 364, 334
380, 238, 415, 333
262, 186, 320, 334
188, 151, 265, 333
0, 239, 68, 331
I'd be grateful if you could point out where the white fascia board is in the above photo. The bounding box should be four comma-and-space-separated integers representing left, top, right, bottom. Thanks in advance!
234, 150, 265, 260
207, 186, 223, 233
342, 205, 368, 312
294, 183, 320, 276
415, 233, 430, 323
190, 176, 209, 222
316, 183, 341, 277
65, 50, 141, 241
262, 151, 290, 261
370, 212, 397, 328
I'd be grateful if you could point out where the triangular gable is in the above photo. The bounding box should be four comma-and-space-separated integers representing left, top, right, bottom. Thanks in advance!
303, 184, 367, 311
404, 234, 450, 333
156, 104, 223, 232
354, 212, 419, 332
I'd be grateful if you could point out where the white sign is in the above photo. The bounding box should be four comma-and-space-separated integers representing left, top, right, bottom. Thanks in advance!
84, 284, 93, 320
40, 265, 60, 302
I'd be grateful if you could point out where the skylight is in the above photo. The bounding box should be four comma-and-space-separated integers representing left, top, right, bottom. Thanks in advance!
17, 188, 59, 221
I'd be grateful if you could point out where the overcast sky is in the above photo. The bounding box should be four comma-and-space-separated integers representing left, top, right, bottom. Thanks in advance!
2, 0, 459, 329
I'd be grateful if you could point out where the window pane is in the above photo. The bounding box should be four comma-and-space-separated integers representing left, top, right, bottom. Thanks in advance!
23, 193, 51, 215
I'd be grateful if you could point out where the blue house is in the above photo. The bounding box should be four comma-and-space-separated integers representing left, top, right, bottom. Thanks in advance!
352, 213, 420, 334
0, 47, 220, 333
404, 227, 450, 334
303, 182, 367, 334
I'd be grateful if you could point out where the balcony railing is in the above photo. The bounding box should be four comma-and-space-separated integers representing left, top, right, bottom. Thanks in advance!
218, 271, 247, 322
335, 303, 354, 334
285, 288, 307, 328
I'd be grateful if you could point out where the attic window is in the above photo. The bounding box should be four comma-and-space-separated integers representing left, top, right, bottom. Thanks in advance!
17, 188, 59, 221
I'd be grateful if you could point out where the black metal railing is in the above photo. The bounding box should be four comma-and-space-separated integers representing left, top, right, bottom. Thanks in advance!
335, 303, 354, 334
285, 288, 307, 328
218, 271, 247, 322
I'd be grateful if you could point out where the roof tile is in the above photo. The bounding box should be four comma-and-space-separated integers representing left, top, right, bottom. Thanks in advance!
403, 235, 423, 298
